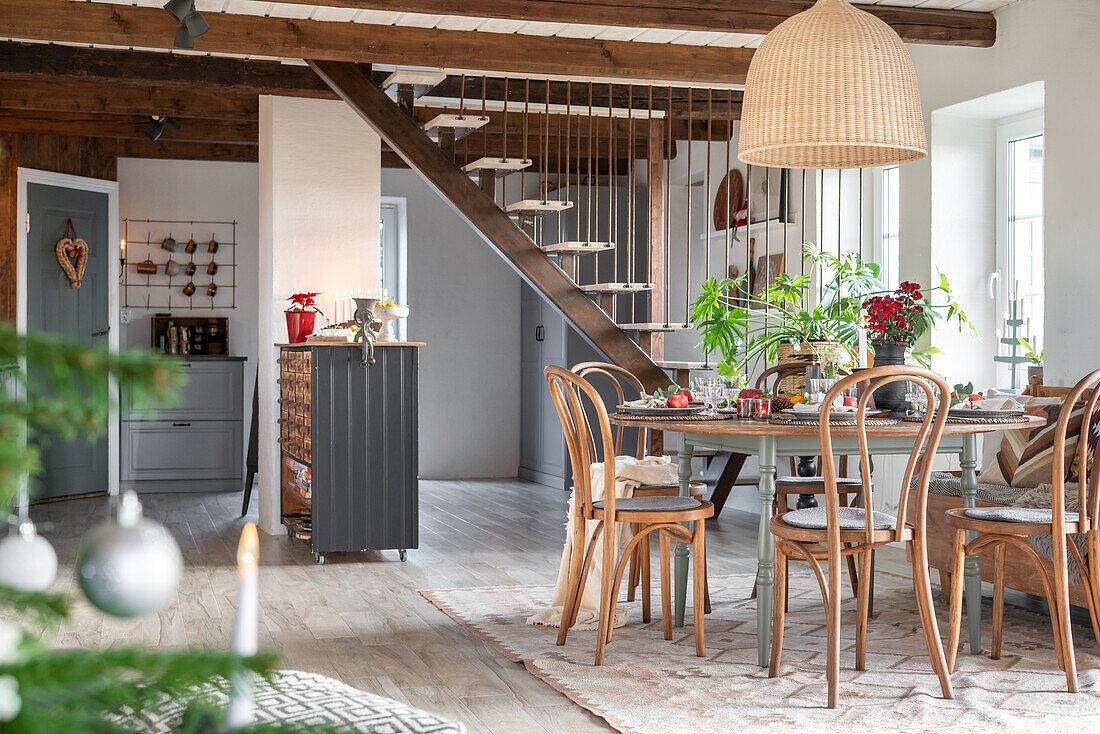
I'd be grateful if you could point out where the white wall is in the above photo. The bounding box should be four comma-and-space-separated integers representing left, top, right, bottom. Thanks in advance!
902, 0, 1100, 387
258, 96, 382, 535
381, 169, 522, 478
117, 158, 260, 463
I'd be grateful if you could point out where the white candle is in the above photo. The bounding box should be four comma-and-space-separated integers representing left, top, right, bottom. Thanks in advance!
227, 522, 259, 729
858, 315, 868, 369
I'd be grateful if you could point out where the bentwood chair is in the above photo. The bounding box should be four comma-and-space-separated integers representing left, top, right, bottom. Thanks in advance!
751, 364, 863, 601
546, 365, 714, 665
946, 369, 1100, 693
769, 366, 954, 708
571, 361, 708, 620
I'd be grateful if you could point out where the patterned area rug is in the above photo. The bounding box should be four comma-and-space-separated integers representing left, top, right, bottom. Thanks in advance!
422, 573, 1100, 734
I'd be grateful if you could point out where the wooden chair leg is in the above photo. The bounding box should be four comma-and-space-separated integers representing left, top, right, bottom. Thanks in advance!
641, 532, 652, 623
627, 523, 640, 602
693, 519, 707, 657
991, 543, 1005, 660
594, 519, 619, 666
846, 550, 860, 599
946, 528, 967, 673
938, 569, 953, 605
769, 547, 788, 677
826, 567, 840, 709
703, 539, 711, 615
1051, 547, 1078, 692
557, 519, 591, 646
855, 549, 873, 671
909, 536, 954, 700
660, 530, 672, 640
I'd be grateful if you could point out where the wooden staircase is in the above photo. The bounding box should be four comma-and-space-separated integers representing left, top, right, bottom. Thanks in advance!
309, 60, 717, 392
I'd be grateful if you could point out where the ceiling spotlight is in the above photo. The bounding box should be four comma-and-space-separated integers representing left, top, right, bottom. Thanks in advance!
144, 116, 182, 142
164, 0, 210, 49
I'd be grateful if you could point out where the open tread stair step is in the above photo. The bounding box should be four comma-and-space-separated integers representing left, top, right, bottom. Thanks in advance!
382, 69, 447, 99
542, 241, 615, 254
422, 113, 491, 141
582, 282, 653, 293
464, 157, 532, 173
505, 199, 573, 214
618, 322, 694, 332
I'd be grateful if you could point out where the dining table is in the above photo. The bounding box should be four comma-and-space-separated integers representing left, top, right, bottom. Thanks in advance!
609, 412, 1045, 667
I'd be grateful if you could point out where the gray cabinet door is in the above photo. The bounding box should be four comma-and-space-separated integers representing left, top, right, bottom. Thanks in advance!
125, 360, 242, 421
121, 420, 243, 481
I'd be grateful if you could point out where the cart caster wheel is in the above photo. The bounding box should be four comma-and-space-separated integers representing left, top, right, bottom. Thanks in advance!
399, 549, 407, 562
314, 552, 326, 565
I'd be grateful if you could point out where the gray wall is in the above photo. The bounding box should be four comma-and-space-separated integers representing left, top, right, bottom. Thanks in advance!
381, 169, 522, 478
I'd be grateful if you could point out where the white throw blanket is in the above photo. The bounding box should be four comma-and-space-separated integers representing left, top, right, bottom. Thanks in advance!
527, 455, 679, 630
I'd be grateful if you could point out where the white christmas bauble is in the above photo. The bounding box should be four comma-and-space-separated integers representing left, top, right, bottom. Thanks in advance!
0, 522, 58, 592
76, 492, 183, 618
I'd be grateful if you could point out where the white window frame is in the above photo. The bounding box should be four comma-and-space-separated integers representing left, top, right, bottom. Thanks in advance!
872, 165, 900, 291
994, 110, 1044, 385
379, 196, 408, 341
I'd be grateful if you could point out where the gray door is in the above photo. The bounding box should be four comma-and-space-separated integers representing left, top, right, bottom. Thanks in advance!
26, 182, 110, 499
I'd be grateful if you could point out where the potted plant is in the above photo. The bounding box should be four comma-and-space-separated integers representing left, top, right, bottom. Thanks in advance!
1018, 336, 1044, 384
285, 292, 324, 344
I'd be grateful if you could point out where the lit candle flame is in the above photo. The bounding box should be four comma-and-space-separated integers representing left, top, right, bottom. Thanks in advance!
237, 522, 258, 575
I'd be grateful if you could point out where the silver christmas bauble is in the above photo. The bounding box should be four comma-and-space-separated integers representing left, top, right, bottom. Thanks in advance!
0, 521, 58, 592
76, 492, 183, 618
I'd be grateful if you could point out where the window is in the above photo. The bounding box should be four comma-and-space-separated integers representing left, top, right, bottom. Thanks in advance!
879, 165, 900, 290
379, 197, 408, 340
996, 113, 1044, 387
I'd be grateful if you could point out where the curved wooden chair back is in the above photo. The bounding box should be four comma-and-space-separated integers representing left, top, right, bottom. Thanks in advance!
755, 362, 807, 394
572, 362, 648, 460
819, 365, 951, 547
1050, 370, 1100, 537
545, 365, 620, 519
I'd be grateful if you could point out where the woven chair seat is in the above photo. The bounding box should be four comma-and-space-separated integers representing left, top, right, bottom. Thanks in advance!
964, 506, 1080, 524
593, 496, 703, 512
782, 506, 897, 531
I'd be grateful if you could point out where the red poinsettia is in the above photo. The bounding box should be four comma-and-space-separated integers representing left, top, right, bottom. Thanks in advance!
862, 281, 926, 345
287, 292, 324, 315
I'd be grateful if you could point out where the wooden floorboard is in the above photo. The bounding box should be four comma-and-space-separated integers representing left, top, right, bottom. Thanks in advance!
35, 478, 915, 732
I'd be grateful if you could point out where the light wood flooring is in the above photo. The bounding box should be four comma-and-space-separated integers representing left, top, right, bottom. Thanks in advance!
34, 479, 913, 733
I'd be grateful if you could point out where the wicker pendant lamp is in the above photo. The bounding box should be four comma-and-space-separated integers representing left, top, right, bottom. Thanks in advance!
738, 0, 927, 169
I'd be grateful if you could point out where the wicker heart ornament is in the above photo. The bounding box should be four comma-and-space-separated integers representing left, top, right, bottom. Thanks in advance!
55, 235, 89, 289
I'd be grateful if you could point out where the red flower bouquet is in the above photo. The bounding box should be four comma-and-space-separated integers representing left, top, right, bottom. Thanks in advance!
285, 292, 324, 343
861, 281, 925, 345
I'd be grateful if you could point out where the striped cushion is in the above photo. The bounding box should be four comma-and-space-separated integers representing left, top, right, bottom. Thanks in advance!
978, 401, 1100, 488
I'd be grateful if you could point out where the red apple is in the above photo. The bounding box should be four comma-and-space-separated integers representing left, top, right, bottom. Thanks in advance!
842, 396, 858, 408
673, 389, 695, 402
667, 393, 690, 409
968, 394, 984, 402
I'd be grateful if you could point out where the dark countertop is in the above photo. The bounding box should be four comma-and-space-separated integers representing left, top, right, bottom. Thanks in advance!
166, 354, 247, 361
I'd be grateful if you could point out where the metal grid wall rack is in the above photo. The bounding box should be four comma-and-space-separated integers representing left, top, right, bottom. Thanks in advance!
122, 218, 237, 310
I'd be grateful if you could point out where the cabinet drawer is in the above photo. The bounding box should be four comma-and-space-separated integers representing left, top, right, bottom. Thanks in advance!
121, 420, 242, 481
126, 361, 242, 421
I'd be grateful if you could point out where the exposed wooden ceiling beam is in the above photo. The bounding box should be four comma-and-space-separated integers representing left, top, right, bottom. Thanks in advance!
0, 42, 334, 98
267, 0, 995, 47
0, 110, 257, 145
0, 78, 257, 121
0, 0, 754, 85
0, 43, 740, 118
108, 139, 258, 163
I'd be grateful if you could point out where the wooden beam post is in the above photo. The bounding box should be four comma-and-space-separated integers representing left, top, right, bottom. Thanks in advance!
646, 119, 666, 362
308, 59, 672, 392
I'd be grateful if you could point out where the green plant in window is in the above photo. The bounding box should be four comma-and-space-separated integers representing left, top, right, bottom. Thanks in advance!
1017, 336, 1044, 366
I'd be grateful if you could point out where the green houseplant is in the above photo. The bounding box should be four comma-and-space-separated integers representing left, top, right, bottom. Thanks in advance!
690, 244, 974, 383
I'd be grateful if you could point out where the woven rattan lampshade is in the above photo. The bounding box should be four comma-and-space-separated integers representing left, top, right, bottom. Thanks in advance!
738, 0, 927, 169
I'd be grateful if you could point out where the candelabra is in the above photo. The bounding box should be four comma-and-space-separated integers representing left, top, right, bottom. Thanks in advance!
993, 297, 1029, 390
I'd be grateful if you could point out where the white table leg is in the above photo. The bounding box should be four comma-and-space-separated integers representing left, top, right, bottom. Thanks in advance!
756, 436, 777, 667
674, 440, 693, 628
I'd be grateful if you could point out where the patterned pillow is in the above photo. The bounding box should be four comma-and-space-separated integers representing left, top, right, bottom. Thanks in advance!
978, 401, 1095, 488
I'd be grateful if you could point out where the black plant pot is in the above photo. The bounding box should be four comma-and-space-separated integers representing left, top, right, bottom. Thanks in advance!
871, 341, 909, 415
